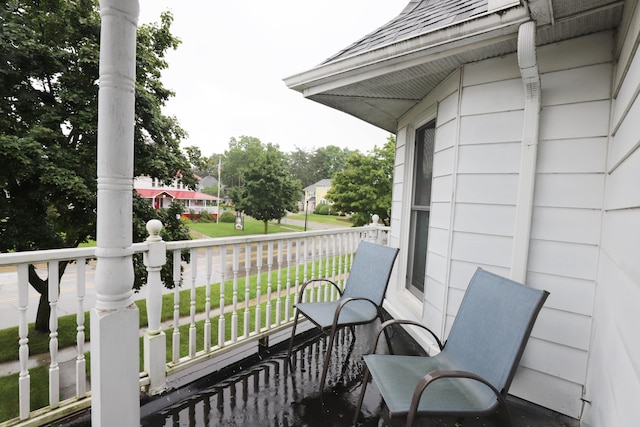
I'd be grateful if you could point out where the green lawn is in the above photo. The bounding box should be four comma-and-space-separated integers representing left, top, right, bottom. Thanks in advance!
188, 216, 303, 237
285, 213, 352, 227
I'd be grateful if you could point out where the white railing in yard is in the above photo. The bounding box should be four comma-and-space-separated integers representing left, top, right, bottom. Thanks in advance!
0, 220, 389, 425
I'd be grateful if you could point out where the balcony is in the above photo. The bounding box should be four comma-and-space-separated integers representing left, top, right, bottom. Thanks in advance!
58, 325, 578, 426
0, 222, 578, 426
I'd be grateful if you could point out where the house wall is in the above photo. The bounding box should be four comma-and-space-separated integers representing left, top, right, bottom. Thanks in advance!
583, 2, 640, 426
385, 31, 616, 419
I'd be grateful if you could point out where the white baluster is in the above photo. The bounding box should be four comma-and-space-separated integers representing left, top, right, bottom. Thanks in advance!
243, 243, 252, 338
314, 238, 322, 303
265, 241, 273, 330
231, 244, 240, 342
75, 258, 87, 397
17, 264, 30, 420
285, 239, 292, 321
275, 240, 283, 326
337, 234, 345, 293
204, 247, 213, 352
323, 236, 330, 302
189, 248, 198, 358
302, 238, 309, 303
218, 245, 227, 347
255, 243, 263, 333
294, 238, 301, 308
172, 250, 181, 364
48, 262, 60, 408
331, 236, 338, 301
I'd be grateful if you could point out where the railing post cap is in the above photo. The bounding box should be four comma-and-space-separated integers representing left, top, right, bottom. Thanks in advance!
146, 219, 163, 240
371, 214, 380, 225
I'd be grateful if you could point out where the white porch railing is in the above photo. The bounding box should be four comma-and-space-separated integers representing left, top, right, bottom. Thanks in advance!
0, 220, 389, 425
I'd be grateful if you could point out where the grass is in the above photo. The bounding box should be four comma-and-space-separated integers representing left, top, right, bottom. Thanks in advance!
0, 365, 50, 422
285, 212, 352, 227
188, 217, 302, 237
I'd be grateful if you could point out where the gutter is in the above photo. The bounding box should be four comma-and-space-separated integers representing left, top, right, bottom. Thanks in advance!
511, 21, 541, 283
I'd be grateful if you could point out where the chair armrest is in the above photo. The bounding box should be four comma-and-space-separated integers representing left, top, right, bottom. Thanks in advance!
368, 319, 444, 354
331, 296, 378, 326
297, 278, 342, 303
407, 370, 507, 426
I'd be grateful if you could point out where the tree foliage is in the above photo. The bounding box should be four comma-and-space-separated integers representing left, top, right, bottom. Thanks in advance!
230, 144, 301, 234
326, 136, 395, 226
220, 136, 264, 188
0, 1, 195, 330
287, 145, 352, 188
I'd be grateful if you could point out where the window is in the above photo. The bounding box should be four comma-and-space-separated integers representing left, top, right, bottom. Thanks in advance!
407, 121, 435, 296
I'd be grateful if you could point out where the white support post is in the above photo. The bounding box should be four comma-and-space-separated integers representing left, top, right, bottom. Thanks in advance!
92, 0, 140, 425
143, 220, 167, 395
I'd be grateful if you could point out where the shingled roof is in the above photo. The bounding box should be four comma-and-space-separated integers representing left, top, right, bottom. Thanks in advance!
323, 0, 489, 64
285, 0, 624, 132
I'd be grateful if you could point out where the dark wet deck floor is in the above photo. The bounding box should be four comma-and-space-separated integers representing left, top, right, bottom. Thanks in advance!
55, 323, 580, 427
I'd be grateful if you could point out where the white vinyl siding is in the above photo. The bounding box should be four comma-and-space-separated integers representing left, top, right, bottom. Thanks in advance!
387, 27, 638, 422
583, 7, 640, 425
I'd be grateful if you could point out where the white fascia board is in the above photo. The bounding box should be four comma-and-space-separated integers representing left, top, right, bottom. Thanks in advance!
284, 6, 530, 96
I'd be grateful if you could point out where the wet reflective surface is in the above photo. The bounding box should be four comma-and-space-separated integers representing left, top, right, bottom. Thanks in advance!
56, 323, 579, 426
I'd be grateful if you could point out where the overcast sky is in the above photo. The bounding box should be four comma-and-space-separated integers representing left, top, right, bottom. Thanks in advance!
137, 1, 405, 157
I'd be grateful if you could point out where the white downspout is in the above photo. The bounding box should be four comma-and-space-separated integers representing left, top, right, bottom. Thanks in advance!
511, 21, 541, 283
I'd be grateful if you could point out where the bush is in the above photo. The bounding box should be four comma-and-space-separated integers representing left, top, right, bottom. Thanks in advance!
314, 204, 331, 215
199, 211, 213, 223
219, 211, 237, 223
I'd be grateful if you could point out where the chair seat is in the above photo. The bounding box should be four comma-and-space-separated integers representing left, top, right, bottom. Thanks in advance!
364, 354, 499, 417
296, 300, 378, 330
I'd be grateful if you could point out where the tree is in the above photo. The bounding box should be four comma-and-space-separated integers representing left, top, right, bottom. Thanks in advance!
220, 136, 264, 188
287, 145, 353, 188
0, 1, 195, 331
287, 147, 313, 187
311, 145, 352, 180
230, 145, 301, 234
326, 136, 395, 226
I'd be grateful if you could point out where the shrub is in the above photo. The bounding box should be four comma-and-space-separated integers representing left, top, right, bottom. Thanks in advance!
199, 211, 213, 223
219, 211, 236, 223
314, 204, 331, 215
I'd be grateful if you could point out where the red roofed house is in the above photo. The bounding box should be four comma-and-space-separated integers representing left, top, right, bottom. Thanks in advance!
134, 176, 219, 219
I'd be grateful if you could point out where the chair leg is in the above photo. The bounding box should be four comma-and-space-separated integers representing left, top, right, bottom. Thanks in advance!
352, 366, 371, 426
498, 398, 514, 427
382, 323, 393, 355
286, 310, 300, 368
319, 324, 339, 392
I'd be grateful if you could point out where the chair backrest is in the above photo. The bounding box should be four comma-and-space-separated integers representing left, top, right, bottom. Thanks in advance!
443, 268, 549, 395
341, 241, 399, 306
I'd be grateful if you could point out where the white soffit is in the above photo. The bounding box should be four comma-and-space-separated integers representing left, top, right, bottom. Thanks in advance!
488, 0, 520, 13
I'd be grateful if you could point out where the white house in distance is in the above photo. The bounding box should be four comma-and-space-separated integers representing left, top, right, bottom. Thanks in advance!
302, 178, 332, 211
134, 175, 219, 218
286, 0, 639, 425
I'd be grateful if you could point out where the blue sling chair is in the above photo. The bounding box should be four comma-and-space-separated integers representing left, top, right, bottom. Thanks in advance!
286, 241, 399, 393
353, 268, 549, 427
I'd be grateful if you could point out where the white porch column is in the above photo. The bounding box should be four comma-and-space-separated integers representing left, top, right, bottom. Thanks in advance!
92, 0, 140, 426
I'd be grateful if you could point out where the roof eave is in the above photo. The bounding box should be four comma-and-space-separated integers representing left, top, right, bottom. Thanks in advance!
284, 5, 529, 96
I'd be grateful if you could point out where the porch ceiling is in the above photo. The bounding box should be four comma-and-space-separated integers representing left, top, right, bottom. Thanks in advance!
284, 0, 625, 133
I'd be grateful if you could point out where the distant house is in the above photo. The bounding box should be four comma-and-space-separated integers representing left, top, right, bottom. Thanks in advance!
286, 1, 640, 425
302, 179, 332, 212
134, 176, 219, 218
